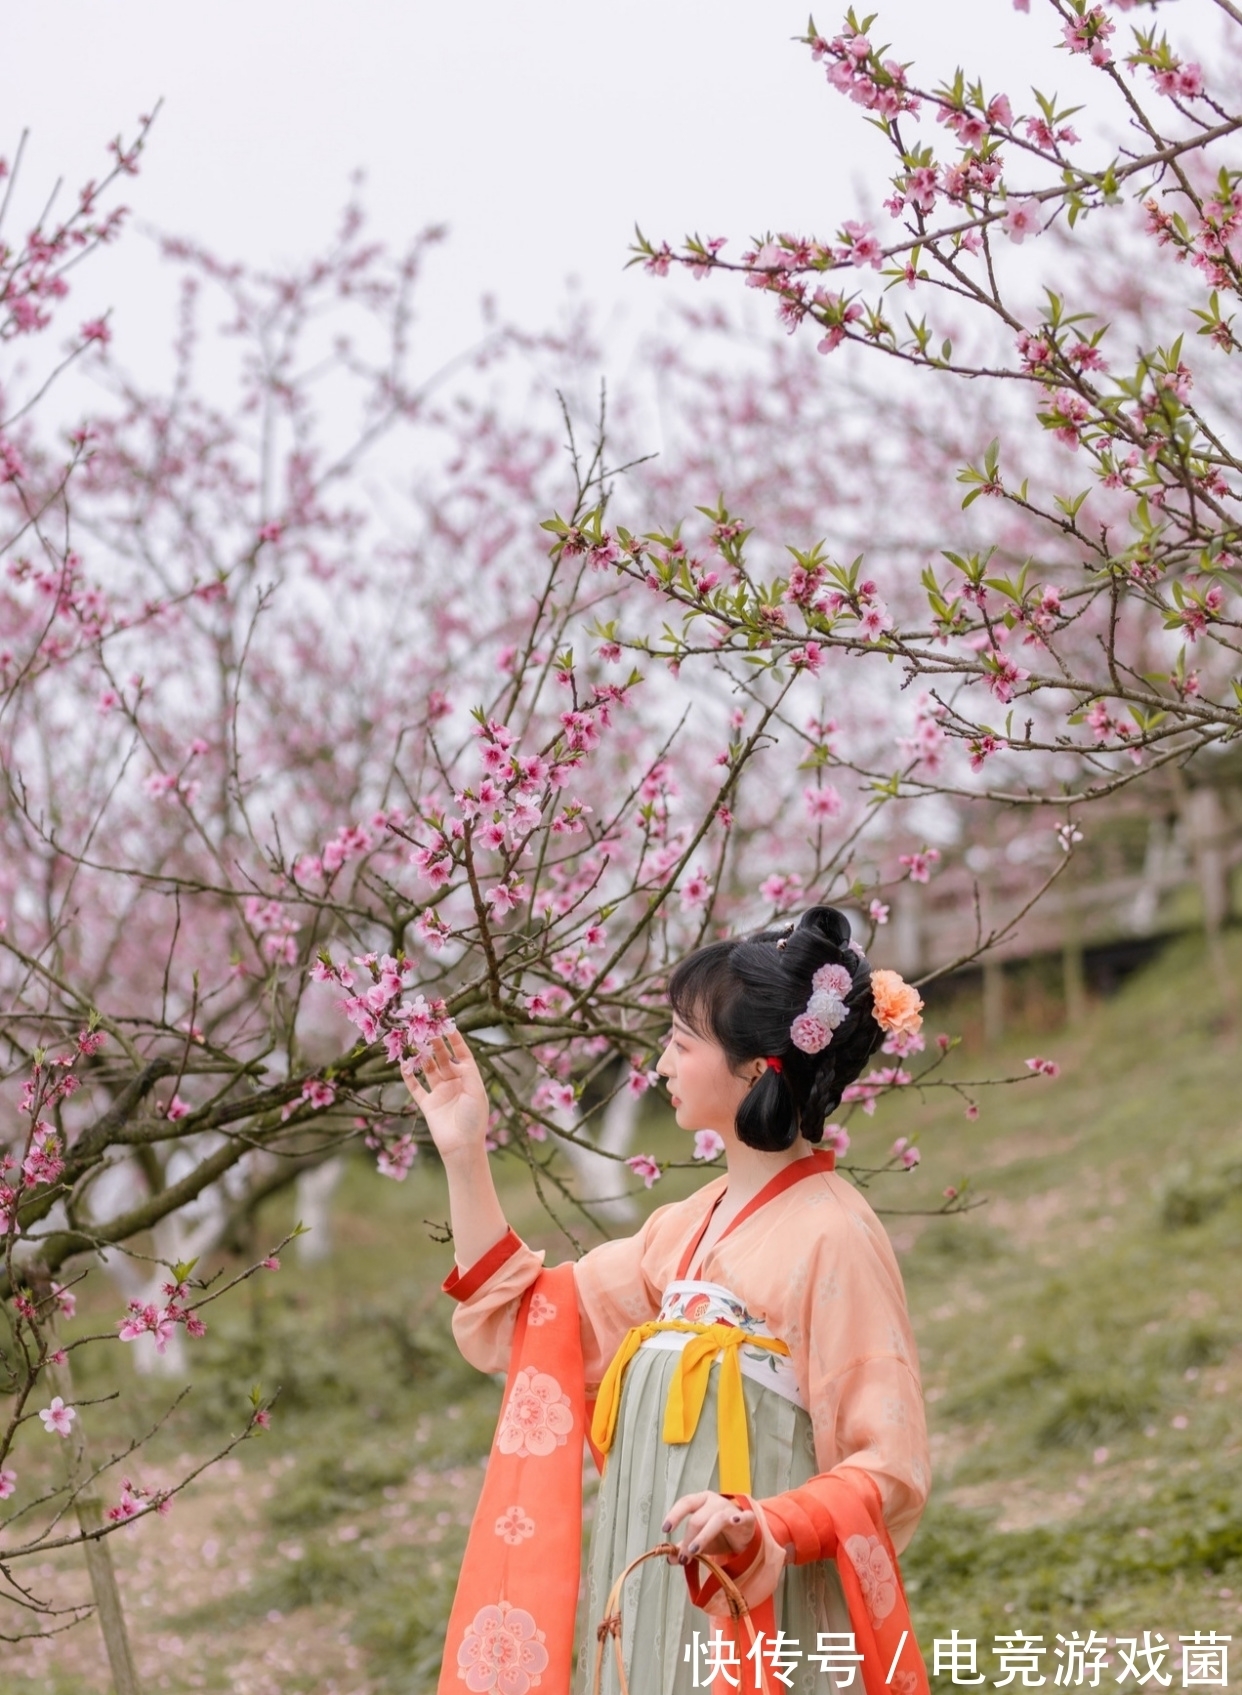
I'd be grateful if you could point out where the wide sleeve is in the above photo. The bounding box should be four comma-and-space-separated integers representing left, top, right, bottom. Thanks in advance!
766, 1191, 930, 1557
444, 1226, 548, 1375
803, 1345, 929, 1553
444, 1201, 676, 1385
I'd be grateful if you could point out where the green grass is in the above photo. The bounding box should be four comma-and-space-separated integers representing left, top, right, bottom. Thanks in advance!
889, 931, 1242, 1683
7, 930, 1241, 1692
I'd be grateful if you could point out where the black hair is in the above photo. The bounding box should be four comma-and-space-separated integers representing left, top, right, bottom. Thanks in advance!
667, 905, 885, 1152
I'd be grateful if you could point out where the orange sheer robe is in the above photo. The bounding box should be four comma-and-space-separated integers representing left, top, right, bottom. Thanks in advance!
447, 1155, 930, 1564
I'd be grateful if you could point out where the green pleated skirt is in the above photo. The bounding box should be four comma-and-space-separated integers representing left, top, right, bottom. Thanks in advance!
574, 1345, 854, 1694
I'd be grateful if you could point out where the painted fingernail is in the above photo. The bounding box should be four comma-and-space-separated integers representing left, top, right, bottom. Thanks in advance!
688, 1542, 699, 1554
731, 1514, 742, 1523
661, 1521, 671, 1534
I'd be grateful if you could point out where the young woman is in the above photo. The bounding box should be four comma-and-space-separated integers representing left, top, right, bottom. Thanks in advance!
403, 906, 931, 1695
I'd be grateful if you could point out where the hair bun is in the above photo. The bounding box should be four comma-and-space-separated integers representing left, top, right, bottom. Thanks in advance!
795, 906, 853, 952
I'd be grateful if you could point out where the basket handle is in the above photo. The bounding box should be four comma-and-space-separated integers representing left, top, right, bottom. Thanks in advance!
592, 1541, 775, 1695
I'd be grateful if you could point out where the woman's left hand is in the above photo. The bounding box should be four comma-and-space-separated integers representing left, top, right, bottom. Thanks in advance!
662, 1490, 756, 1565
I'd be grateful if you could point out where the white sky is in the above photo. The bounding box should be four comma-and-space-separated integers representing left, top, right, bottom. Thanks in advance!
3, 0, 1103, 385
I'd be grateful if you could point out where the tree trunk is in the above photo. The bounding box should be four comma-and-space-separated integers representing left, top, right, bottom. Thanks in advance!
982, 957, 1006, 1047
46, 1336, 143, 1695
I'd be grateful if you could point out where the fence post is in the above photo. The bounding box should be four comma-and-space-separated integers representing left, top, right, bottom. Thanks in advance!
1185, 784, 1230, 935
1060, 873, 1087, 1028
1183, 781, 1236, 1027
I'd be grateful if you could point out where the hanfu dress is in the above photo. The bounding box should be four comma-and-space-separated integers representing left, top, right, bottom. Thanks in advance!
443, 1149, 930, 1695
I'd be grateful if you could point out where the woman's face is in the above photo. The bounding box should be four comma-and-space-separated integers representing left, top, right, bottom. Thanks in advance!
656, 1013, 760, 1136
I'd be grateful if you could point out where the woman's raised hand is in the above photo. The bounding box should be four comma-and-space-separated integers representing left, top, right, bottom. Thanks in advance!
400, 1026, 490, 1162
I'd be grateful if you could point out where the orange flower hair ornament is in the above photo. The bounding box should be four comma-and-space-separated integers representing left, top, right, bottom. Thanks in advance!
868, 968, 924, 1038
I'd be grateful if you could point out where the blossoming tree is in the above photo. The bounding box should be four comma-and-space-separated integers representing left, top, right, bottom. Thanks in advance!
4, 0, 1239, 1662
627, 0, 1242, 804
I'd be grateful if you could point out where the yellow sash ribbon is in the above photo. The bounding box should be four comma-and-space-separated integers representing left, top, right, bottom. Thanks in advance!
590, 1319, 790, 1496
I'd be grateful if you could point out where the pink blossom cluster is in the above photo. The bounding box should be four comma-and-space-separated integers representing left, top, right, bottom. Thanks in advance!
982, 650, 1031, 705
1147, 61, 1204, 101
939, 151, 1004, 214
312, 951, 451, 1063
1062, 7, 1116, 67
936, 94, 1014, 150
106, 1476, 171, 1522
1144, 193, 1242, 295
530, 1077, 577, 1123
812, 287, 864, 355
401, 707, 624, 919
1023, 113, 1081, 151
761, 871, 804, 912
809, 26, 920, 120
626, 1065, 661, 1097
5, 551, 111, 653
1024, 1056, 1062, 1077
1085, 700, 1134, 744
281, 1077, 337, 1121
841, 1067, 913, 1115
813, 574, 894, 642
2, 1031, 107, 1235
626, 1152, 662, 1188
804, 783, 843, 823
898, 847, 941, 885
0, 141, 133, 342
1017, 585, 1063, 649
559, 521, 622, 574
20, 1122, 65, 1189
1172, 583, 1224, 644
244, 896, 300, 967
968, 733, 1006, 772
365, 1127, 418, 1181
882, 1026, 925, 1059
118, 1277, 207, 1353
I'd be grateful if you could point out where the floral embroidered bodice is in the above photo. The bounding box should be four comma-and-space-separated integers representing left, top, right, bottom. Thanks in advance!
637, 1277, 807, 1409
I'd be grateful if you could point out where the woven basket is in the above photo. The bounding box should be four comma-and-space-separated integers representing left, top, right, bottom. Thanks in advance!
592, 1541, 774, 1695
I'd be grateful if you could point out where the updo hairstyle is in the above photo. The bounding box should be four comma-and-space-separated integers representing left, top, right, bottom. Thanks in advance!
667, 905, 886, 1152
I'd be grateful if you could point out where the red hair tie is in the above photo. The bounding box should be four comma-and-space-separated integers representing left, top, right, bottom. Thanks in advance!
765, 1057, 783, 1073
